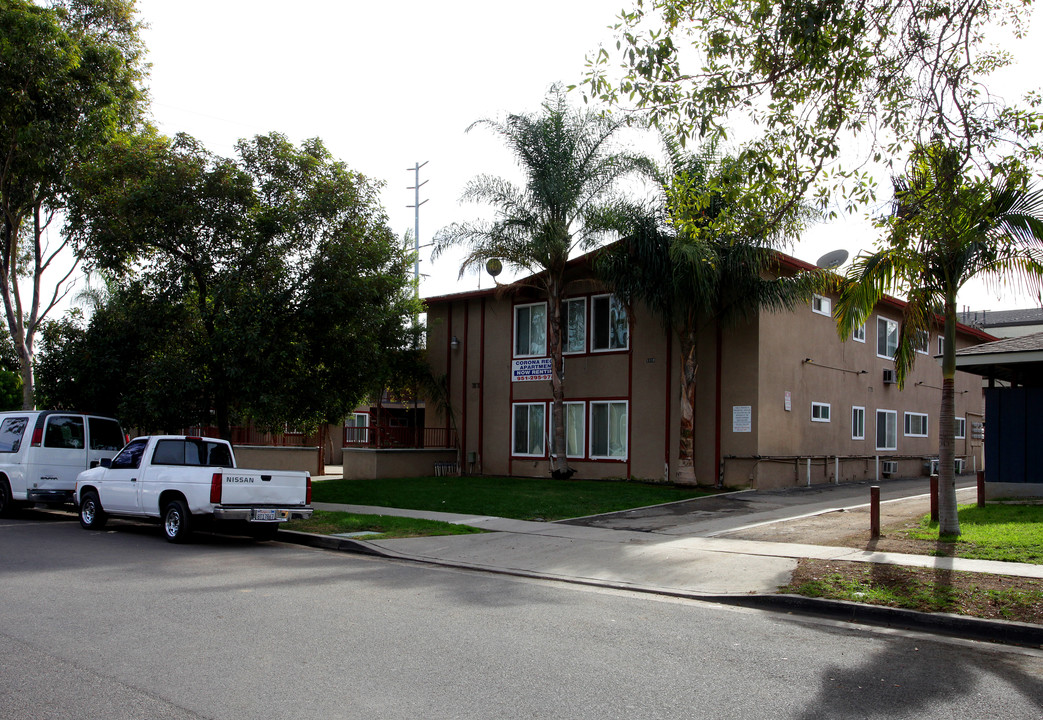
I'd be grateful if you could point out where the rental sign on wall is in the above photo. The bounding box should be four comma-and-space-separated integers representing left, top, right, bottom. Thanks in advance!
512, 357, 553, 382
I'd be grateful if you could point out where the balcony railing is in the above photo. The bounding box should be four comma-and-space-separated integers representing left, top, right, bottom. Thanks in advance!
344, 425, 456, 449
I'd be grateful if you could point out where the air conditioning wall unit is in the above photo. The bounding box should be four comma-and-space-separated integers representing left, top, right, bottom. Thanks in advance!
882, 368, 897, 385
955, 458, 966, 474
881, 460, 898, 477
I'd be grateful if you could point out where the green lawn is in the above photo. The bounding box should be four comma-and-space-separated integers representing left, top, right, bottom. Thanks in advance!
312, 475, 711, 521
906, 502, 1043, 564
283, 510, 485, 539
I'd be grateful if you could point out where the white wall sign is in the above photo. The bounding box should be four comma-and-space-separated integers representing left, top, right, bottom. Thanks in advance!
733, 405, 752, 433
512, 357, 553, 382
784, 391, 792, 412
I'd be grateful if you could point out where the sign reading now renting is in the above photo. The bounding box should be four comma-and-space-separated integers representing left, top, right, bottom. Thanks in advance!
512, 357, 553, 382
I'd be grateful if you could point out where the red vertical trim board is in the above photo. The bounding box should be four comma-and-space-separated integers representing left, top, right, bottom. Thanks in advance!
665, 331, 672, 480
461, 301, 469, 470
445, 303, 453, 443
478, 298, 486, 471
627, 337, 633, 480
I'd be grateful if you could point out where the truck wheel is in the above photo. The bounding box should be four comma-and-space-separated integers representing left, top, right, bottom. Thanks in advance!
79, 491, 107, 530
250, 523, 280, 541
162, 499, 192, 543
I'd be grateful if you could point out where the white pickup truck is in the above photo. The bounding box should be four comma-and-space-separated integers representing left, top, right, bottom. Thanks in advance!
74, 435, 313, 543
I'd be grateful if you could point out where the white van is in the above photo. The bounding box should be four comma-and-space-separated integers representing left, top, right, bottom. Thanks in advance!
0, 411, 125, 515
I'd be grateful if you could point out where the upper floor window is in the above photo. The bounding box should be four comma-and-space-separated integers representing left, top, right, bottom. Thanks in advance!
811, 402, 831, 422
955, 416, 966, 439
591, 295, 628, 352
811, 294, 831, 316
914, 331, 930, 355
852, 322, 866, 343
514, 302, 547, 357
563, 298, 586, 354
877, 317, 898, 359
938, 335, 945, 356
876, 410, 897, 451
851, 406, 865, 440
904, 412, 929, 438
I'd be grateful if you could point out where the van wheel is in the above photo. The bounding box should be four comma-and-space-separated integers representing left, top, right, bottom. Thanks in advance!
162, 499, 192, 543
0, 479, 22, 518
79, 491, 107, 529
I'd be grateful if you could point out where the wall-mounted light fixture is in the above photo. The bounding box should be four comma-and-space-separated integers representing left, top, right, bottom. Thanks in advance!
450, 335, 460, 350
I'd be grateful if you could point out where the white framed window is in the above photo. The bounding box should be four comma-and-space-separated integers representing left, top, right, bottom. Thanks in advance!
851, 406, 865, 440
955, 416, 966, 439
852, 322, 866, 343
937, 335, 945, 356
345, 413, 369, 444
811, 402, 831, 423
512, 403, 546, 457
563, 298, 587, 354
877, 317, 898, 359
551, 401, 586, 458
876, 409, 897, 451
811, 294, 832, 316
904, 412, 929, 437
591, 295, 629, 351
514, 302, 547, 358
590, 400, 628, 459
914, 331, 930, 355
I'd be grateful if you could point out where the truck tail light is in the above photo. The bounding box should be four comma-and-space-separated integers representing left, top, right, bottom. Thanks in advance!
210, 473, 222, 504
31, 428, 42, 447
306, 476, 312, 505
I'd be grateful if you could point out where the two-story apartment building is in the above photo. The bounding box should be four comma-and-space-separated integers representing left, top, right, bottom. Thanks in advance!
424, 251, 994, 489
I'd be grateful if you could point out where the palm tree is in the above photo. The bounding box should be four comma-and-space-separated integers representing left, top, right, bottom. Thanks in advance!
835, 142, 1043, 535
597, 142, 816, 485
434, 87, 652, 478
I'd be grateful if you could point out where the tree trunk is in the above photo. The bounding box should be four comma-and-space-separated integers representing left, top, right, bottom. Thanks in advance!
317, 423, 327, 477
938, 299, 960, 535
676, 332, 698, 485
547, 277, 571, 478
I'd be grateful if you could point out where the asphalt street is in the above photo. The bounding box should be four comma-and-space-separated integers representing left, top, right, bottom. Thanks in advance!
2, 510, 1042, 719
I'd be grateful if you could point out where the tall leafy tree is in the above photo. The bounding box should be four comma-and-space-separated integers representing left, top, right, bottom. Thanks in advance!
64, 131, 417, 450
0, 0, 145, 407
66, 130, 260, 437
434, 87, 653, 478
835, 143, 1043, 535
598, 142, 814, 484
582, 0, 1042, 236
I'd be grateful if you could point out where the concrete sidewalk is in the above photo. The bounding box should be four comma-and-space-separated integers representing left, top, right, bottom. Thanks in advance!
287, 484, 1043, 646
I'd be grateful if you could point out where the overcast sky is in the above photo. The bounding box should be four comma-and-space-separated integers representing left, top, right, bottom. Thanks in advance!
132, 0, 1043, 311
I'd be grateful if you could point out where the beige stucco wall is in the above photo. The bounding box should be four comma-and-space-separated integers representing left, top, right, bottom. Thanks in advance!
341, 448, 458, 479
426, 279, 988, 489
233, 445, 320, 476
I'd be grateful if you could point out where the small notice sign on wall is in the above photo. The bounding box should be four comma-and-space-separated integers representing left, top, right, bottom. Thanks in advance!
733, 405, 752, 433
512, 357, 553, 382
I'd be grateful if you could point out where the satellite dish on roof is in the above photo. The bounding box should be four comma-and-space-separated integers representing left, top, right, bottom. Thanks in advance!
816, 249, 849, 269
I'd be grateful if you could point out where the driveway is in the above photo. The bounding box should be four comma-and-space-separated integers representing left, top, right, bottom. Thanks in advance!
561, 476, 979, 537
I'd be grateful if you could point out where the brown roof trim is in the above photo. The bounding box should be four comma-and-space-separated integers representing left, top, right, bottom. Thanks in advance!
425, 245, 999, 343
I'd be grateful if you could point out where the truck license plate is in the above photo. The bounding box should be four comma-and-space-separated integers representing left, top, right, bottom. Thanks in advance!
253, 509, 277, 522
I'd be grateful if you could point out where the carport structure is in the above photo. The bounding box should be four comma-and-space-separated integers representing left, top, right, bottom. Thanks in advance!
954, 331, 1043, 497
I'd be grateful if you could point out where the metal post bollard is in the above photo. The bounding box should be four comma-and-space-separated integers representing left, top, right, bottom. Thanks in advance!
870, 485, 880, 539
977, 470, 985, 508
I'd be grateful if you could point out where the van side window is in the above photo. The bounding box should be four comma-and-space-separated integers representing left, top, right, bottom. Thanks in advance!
88, 418, 125, 451
110, 438, 148, 470
44, 416, 85, 449
0, 417, 28, 452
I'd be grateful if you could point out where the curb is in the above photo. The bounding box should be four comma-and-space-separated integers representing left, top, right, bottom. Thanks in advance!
277, 529, 1043, 649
